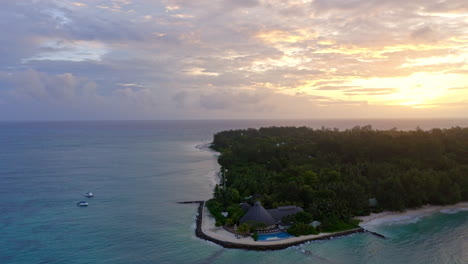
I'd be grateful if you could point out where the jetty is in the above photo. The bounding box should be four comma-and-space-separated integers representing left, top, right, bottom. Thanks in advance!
364, 229, 387, 239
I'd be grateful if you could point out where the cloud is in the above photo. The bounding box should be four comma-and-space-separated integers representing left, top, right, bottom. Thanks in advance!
0, 0, 467, 119
411, 26, 438, 42
226, 0, 259, 8
0, 69, 166, 120
1, 69, 91, 102
343, 88, 399, 95
199, 90, 262, 110
118, 83, 144, 87
315, 86, 361, 91
448, 86, 468, 90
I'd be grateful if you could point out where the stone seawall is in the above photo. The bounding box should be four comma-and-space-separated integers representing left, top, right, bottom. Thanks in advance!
185, 201, 370, 251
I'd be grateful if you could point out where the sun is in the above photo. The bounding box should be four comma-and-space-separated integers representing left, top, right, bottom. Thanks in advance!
341, 72, 468, 108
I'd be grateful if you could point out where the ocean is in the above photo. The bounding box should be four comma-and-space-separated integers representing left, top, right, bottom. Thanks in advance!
1, 119, 467, 264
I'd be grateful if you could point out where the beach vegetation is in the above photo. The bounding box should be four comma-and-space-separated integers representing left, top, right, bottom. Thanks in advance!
206, 199, 226, 226
237, 223, 250, 235
209, 126, 468, 232
225, 218, 234, 227
252, 232, 259, 241
287, 223, 319, 236
281, 211, 313, 225
244, 221, 267, 231
320, 219, 361, 233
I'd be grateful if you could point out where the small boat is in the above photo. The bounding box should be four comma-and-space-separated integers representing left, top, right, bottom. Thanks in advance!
85, 192, 94, 198
77, 201, 89, 206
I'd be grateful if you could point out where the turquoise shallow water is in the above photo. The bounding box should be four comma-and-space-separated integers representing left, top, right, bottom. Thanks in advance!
0, 120, 467, 264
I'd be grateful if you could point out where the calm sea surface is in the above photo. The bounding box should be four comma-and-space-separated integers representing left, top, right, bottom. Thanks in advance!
1, 120, 467, 264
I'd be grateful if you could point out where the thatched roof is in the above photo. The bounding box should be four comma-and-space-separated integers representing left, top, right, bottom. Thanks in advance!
268, 206, 303, 223
240, 201, 276, 226
240, 202, 252, 212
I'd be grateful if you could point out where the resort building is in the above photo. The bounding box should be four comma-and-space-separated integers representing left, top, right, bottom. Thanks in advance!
240, 202, 252, 212
240, 201, 303, 229
268, 205, 303, 225
240, 201, 276, 229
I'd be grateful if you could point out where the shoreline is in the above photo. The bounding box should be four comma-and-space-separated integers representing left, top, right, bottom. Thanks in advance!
194, 140, 221, 189
190, 141, 371, 250
188, 200, 468, 250
356, 201, 468, 228
188, 201, 367, 251
191, 140, 368, 250
191, 140, 468, 250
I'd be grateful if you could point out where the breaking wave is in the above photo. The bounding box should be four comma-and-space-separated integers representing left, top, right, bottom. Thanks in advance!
439, 207, 468, 214
194, 141, 217, 154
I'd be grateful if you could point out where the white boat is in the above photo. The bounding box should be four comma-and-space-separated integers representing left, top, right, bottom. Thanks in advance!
77, 201, 89, 206
85, 192, 94, 198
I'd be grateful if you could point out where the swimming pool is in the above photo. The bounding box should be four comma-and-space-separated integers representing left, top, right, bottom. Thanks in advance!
257, 232, 294, 241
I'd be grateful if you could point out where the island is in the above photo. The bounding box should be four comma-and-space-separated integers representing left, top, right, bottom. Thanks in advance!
190, 126, 468, 250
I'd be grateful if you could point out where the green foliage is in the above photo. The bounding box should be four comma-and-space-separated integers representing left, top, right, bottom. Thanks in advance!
206, 199, 226, 226
245, 221, 267, 231
294, 211, 313, 223
225, 188, 241, 205
281, 211, 313, 225
252, 232, 259, 241
320, 219, 361, 233
210, 126, 468, 228
226, 204, 245, 224
287, 223, 319, 236
237, 223, 250, 235
225, 218, 234, 227
212, 184, 242, 208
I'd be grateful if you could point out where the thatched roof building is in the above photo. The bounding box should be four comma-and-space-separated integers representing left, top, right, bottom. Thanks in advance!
239, 201, 276, 227
267, 205, 303, 224
240, 202, 252, 212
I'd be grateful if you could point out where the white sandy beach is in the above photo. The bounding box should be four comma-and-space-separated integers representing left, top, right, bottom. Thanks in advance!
356, 201, 468, 228
201, 201, 468, 246
200, 204, 354, 246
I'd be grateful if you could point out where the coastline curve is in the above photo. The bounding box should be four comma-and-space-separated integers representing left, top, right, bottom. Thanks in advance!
183, 201, 368, 251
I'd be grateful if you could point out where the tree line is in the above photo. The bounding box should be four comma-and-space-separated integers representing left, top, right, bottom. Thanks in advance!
208, 126, 468, 231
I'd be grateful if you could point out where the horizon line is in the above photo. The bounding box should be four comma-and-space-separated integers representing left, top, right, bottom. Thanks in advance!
1, 117, 468, 122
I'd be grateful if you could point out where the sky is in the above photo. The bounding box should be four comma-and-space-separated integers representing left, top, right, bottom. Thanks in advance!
0, 0, 467, 120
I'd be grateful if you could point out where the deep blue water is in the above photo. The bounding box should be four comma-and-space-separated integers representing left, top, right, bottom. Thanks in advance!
1, 120, 467, 264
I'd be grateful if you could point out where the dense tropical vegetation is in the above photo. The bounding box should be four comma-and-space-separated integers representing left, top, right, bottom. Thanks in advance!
207, 126, 468, 233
